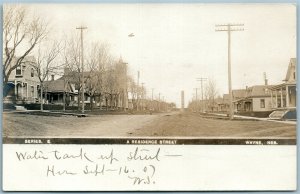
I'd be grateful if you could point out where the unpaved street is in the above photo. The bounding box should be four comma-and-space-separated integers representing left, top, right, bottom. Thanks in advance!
3, 112, 166, 137
3, 111, 296, 138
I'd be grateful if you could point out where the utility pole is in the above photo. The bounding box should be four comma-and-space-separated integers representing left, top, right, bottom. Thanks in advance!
162, 96, 165, 111
181, 90, 184, 112
151, 88, 154, 101
193, 88, 199, 112
215, 23, 244, 120
158, 92, 161, 112
136, 71, 140, 111
197, 77, 207, 113
141, 82, 145, 111
151, 88, 154, 111
76, 26, 87, 113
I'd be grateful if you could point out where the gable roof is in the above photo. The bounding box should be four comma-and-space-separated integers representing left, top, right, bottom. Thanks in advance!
284, 58, 296, 82
232, 89, 247, 99
246, 85, 275, 97
221, 89, 246, 104
44, 79, 75, 93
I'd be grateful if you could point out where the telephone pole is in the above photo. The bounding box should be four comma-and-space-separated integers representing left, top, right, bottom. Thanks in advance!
76, 26, 87, 113
197, 77, 207, 113
193, 88, 200, 112
151, 88, 154, 101
158, 92, 161, 112
136, 71, 140, 111
215, 23, 244, 120
141, 82, 145, 110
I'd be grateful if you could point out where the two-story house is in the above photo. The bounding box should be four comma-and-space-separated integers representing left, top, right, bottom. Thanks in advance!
269, 58, 296, 109
4, 56, 40, 104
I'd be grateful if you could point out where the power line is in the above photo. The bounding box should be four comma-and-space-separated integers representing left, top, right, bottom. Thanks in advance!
215, 23, 244, 120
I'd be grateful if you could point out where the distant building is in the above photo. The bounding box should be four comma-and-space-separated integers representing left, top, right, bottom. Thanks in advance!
234, 85, 274, 113
43, 76, 77, 105
4, 56, 40, 104
218, 89, 246, 112
269, 58, 296, 109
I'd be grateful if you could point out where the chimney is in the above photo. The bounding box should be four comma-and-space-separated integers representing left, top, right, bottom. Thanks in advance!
265, 79, 268, 86
51, 75, 54, 81
263, 72, 268, 85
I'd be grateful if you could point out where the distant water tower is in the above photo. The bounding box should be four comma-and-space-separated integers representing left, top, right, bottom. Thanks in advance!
181, 90, 184, 112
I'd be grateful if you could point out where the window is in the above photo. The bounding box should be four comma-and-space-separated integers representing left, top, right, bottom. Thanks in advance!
16, 66, 22, 75
31, 68, 34, 77
31, 86, 34, 98
24, 83, 28, 97
293, 72, 296, 80
260, 99, 265, 108
37, 85, 40, 96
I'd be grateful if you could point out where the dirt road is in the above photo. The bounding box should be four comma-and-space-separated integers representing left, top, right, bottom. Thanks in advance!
3, 112, 167, 137
133, 112, 296, 138
2, 111, 296, 138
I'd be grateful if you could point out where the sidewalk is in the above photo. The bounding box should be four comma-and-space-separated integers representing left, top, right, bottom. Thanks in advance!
209, 113, 296, 125
3, 110, 87, 117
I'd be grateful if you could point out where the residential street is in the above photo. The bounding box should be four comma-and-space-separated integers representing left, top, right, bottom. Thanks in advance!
3, 111, 296, 138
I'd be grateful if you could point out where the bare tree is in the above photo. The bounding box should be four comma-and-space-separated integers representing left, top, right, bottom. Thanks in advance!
206, 78, 218, 112
86, 44, 101, 110
85, 42, 110, 110
128, 77, 138, 110
103, 58, 118, 110
62, 35, 85, 110
3, 5, 48, 84
33, 40, 61, 110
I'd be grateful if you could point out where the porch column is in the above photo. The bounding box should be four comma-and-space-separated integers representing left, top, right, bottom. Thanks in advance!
21, 82, 24, 99
14, 80, 17, 97
280, 88, 283, 108
286, 85, 290, 107
270, 91, 273, 108
275, 90, 278, 108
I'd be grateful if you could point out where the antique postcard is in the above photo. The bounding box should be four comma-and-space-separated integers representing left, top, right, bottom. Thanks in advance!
2, 3, 297, 191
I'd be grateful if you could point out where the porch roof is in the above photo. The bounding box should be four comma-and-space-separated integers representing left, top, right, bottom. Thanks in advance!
233, 98, 252, 103
269, 82, 296, 90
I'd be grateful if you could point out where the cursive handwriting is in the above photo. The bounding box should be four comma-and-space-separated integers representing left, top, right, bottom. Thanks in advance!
98, 149, 119, 164
16, 150, 48, 161
14, 146, 182, 186
51, 148, 93, 162
128, 176, 153, 185
46, 165, 77, 176
127, 147, 160, 161
83, 164, 105, 176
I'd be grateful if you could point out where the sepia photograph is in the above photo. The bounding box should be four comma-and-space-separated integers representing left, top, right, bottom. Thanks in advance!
2, 3, 296, 140
1, 2, 297, 191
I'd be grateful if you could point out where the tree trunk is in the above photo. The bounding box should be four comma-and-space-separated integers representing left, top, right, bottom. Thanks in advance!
77, 89, 81, 111
40, 83, 43, 111
106, 97, 108, 111
63, 91, 66, 112
90, 94, 93, 111
116, 94, 119, 110
110, 94, 113, 109
99, 94, 102, 110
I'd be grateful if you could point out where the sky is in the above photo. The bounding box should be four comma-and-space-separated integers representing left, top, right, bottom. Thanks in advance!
18, 3, 296, 107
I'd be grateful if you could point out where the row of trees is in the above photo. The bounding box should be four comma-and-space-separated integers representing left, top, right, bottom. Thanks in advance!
188, 79, 221, 112
3, 5, 175, 112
